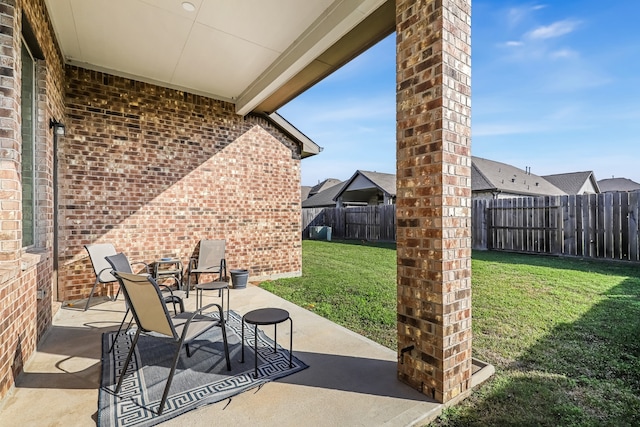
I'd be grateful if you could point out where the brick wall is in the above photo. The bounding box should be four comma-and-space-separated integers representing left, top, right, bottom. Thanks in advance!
396, 0, 472, 403
59, 67, 303, 302
0, 0, 65, 401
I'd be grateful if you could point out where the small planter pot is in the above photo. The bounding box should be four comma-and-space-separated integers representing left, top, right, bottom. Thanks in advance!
230, 269, 249, 289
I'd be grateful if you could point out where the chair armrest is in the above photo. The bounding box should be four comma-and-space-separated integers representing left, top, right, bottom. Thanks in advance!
130, 261, 150, 275
97, 267, 114, 282
157, 275, 181, 291
179, 302, 225, 341
195, 302, 224, 317
158, 284, 175, 295
220, 258, 227, 280
187, 257, 198, 273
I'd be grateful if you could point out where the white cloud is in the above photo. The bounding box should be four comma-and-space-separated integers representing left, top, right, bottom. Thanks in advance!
506, 4, 546, 28
549, 49, 578, 59
526, 19, 581, 40
504, 40, 524, 47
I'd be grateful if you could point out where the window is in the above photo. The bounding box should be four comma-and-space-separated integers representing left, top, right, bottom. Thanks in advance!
21, 40, 36, 247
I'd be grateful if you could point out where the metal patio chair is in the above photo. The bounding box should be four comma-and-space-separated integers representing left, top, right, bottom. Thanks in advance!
186, 239, 227, 297
112, 271, 231, 415
84, 243, 147, 311
105, 253, 185, 353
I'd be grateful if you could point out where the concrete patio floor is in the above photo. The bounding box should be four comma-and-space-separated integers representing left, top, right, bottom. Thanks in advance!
0, 283, 493, 426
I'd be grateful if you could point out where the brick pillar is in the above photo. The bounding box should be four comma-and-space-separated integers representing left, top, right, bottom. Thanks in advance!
396, 0, 472, 403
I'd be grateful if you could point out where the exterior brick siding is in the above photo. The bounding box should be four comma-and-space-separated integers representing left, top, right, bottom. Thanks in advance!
0, 0, 65, 401
58, 67, 303, 302
396, 0, 473, 403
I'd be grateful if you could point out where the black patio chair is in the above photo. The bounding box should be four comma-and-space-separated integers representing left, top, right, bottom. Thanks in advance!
186, 239, 227, 297
112, 271, 231, 415
105, 253, 185, 353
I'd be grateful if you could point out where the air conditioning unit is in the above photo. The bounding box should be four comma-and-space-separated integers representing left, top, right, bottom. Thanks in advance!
309, 226, 332, 241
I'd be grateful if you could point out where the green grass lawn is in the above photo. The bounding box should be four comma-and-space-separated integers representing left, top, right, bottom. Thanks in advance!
261, 240, 640, 426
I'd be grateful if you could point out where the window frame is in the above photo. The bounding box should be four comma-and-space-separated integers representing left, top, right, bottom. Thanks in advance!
20, 36, 37, 249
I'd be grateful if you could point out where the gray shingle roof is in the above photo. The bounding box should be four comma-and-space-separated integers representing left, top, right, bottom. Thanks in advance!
301, 181, 345, 208
598, 178, 640, 192
356, 170, 396, 196
542, 171, 599, 194
304, 157, 587, 206
301, 186, 312, 200
309, 178, 342, 196
331, 170, 396, 203
472, 156, 566, 196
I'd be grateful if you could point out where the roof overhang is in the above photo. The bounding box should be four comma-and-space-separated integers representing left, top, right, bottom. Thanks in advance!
334, 170, 395, 201
261, 112, 322, 158
44, 0, 395, 116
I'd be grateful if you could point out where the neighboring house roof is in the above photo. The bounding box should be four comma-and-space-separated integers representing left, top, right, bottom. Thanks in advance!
598, 178, 640, 192
309, 178, 342, 196
301, 186, 312, 201
359, 170, 396, 196
305, 158, 593, 206
333, 170, 396, 203
301, 181, 346, 208
472, 156, 566, 196
542, 171, 600, 194
471, 163, 495, 192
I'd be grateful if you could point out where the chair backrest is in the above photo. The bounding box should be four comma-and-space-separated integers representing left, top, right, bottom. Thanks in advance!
112, 271, 176, 339
198, 239, 225, 268
105, 253, 133, 274
85, 243, 118, 283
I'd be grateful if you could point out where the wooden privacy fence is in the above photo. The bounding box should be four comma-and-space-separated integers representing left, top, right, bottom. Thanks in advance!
302, 205, 396, 242
304, 191, 640, 262
472, 191, 640, 261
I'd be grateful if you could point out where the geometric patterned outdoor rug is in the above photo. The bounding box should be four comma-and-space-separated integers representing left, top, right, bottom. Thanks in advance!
98, 310, 308, 427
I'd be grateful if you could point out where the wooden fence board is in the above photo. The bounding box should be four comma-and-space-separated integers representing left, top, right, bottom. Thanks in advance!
516, 197, 523, 250
526, 197, 534, 252
629, 191, 639, 261
596, 194, 605, 257
506, 198, 514, 250
564, 195, 575, 256
621, 192, 629, 260
579, 195, 588, 257
536, 196, 543, 252
472, 199, 487, 249
613, 192, 621, 260
587, 194, 597, 257
551, 196, 561, 254
603, 193, 613, 259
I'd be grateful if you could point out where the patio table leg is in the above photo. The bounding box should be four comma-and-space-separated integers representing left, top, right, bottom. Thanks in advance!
254, 324, 258, 378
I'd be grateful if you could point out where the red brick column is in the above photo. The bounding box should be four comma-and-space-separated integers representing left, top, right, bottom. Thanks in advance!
396, 0, 472, 403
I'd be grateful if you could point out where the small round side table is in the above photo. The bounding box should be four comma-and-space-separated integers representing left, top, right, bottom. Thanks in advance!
241, 308, 293, 378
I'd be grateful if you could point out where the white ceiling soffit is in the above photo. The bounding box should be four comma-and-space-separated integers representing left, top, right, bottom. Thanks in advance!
44, 0, 393, 116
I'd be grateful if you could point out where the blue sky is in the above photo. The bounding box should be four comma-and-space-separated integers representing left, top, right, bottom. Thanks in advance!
279, 1, 640, 187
